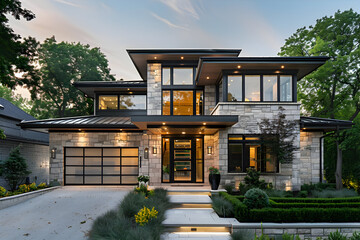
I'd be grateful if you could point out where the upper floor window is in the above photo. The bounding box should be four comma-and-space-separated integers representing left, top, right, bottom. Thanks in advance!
162, 67, 194, 86
224, 74, 293, 102
98, 94, 146, 110
162, 90, 203, 115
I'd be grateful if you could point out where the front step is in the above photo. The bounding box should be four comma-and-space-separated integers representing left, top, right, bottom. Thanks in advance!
168, 189, 211, 196
164, 225, 231, 233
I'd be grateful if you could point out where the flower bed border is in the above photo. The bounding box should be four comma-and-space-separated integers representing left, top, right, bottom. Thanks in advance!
0, 186, 61, 210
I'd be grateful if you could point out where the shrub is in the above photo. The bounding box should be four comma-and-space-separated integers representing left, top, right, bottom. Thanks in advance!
311, 189, 358, 198
37, 182, 47, 189
265, 189, 286, 198
134, 184, 152, 197
18, 184, 30, 193
297, 191, 308, 198
135, 206, 158, 226
119, 191, 146, 219
29, 182, 37, 191
231, 229, 254, 240
280, 233, 301, 240
137, 175, 150, 184
244, 168, 267, 190
0, 186, 7, 197
350, 231, 360, 240
49, 179, 60, 186
328, 230, 347, 240
243, 188, 270, 209
224, 184, 234, 194
301, 182, 336, 192
212, 195, 234, 217
270, 202, 360, 209
269, 196, 360, 203
239, 183, 249, 195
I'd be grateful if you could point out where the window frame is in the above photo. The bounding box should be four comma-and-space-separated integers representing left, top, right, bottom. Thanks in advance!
161, 66, 196, 86
227, 134, 279, 174
161, 89, 204, 116
97, 93, 147, 111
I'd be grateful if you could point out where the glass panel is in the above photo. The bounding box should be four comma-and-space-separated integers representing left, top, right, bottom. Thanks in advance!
245, 75, 260, 101
229, 135, 243, 141
103, 148, 120, 157
228, 75, 242, 101
103, 176, 120, 184
85, 148, 101, 156
280, 76, 292, 101
174, 161, 191, 170
174, 140, 191, 148
173, 91, 193, 115
122, 176, 137, 184
162, 138, 170, 182
196, 91, 203, 115
65, 166, 83, 175
122, 167, 139, 175
228, 143, 243, 173
99, 95, 118, 110
120, 95, 146, 110
196, 138, 203, 182
245, 137, 260, 140
162, 91, 171, 115
66, 157, 83, 165
162, 67, 171, 85
66, 176, 83, 184
174, 171, 191, 181
122, 148, 138, 157
85, 167, 101, 174
85, 176, 101, 184
174, 150, 191, 159
263, 75, 277, 101
122, 157, 138, 165
103, 157, 120, 165
85, 157, 101, 165
66, 148, 83, 156
173, 68, 193, 85
103, 166, 120, 174
246, 144, 261, 171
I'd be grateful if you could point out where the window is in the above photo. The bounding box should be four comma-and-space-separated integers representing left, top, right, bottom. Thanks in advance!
99, 95, 118, 110
280, 76, 292, 101
245, 75, 260, 101
162, 90, 203, 115
228, 135, 278, 173
263, 75, 277, 101
162, 91, 171, 115
162, 67, 171, 85
173, 68, 193, 85
228, 75, 242, 101
173, 91, 193, 115
196, 91, 203, 115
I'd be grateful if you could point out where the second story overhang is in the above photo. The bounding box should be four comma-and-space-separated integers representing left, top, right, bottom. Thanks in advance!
127, 49, 242, 80
195, 56, 330, 85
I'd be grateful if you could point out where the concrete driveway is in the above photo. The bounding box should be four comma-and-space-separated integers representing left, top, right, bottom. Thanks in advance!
0, 186, 131, 240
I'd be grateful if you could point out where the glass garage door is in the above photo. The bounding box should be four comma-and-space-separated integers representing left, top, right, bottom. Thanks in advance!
64, 147, 139, 185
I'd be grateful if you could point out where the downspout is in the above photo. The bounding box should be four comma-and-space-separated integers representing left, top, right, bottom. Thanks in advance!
319, 132, 335, 183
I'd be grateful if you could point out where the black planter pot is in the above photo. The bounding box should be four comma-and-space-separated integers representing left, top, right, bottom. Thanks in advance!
209, 174, 221, 190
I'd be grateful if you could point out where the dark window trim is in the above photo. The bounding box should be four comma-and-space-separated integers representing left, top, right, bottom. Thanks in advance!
161, 66, 196, 87
161, 89, 204, 116
97, 93, 147, 111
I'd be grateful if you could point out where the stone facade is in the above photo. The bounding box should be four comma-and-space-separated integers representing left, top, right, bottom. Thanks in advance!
204, 85, 216, 115
0, 140, 49, 189
147, 63, 162, 115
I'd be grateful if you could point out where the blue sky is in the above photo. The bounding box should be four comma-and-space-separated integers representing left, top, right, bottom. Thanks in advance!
10, 0, 360, 82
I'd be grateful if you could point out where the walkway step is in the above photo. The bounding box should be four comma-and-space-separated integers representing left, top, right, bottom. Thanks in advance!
168, 189, 210, 196
162, 232, 231, 240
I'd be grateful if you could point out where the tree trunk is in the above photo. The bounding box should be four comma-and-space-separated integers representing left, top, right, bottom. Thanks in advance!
335, 140, 343, 190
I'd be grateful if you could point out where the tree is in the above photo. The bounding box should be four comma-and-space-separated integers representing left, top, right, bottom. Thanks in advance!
0, 145, 31, 191
0, 129, 5, 139
258, 106, 299, 165
279, 9, 360, 189
0, 0, 37, 87
26, 37, 115, 119
0, 83, 31, 113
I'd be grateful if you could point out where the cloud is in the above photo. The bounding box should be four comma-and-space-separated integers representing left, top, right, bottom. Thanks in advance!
158, 0, 200, 19
54, 0, 84, 8
151, 13, 189, 31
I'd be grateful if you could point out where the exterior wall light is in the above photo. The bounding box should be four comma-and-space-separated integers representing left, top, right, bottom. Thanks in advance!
51, 147, 57, 159
207, 146, 213, 155
153, 147, 158, 154
144, 148, 149, 159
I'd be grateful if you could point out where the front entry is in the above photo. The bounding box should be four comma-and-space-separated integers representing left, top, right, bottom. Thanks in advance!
162, 136, 204, 183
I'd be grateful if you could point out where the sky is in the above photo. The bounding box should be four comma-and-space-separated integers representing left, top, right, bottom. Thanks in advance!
9, 0, 360, 97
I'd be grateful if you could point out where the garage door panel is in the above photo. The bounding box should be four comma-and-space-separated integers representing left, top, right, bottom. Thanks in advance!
103, 166, 120, 174
66, 148, 83, 156
122, 167, 139, 175
121, 148, 138, 157
85, 148, 102, 156
66, 166, 83, 174
121, 176, 138, 184
103, 176, 121, 184
85, 157, 101, 165
66, 175, 83, 184
66, 157, 83, 165
103, 148, 120, 156
85, 176, 101, 184
103, 157, 120, 165
122, 157, 138, 166
85, 167, 101, 174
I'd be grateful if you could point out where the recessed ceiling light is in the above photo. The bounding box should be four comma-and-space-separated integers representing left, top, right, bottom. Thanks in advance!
166, 132, 169, 134
234, 71, 239, 74
127, 88, 130, 91
237, 65, 241, 69
281, 65, 285, 69
203, 122, 206, 125
78, 129, 82, 131
206, 76, 210, 79
182, 132, 186, 134
154, 56, 157, 59
180, 56, 184, 60
162, 122, 166, 125
199, 132, 202, 134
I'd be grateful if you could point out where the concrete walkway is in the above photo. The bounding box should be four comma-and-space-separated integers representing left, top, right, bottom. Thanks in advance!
0, 186, 130, 240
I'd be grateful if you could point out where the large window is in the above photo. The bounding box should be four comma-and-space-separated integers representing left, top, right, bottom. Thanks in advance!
280, 76, 292, 101
227, 75, 242, 101
228, 135, 278, 173
98, 94, 146, 110
162, 90, 203, 115
245, 75, 260, 101
263, 75, 277, 101
162, 67, 194, 85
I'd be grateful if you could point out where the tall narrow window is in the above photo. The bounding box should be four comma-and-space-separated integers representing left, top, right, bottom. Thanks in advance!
162, 67, 171, 85
162, 91, 171, 115
173, 68, 193, 85
245, 75, 260, 101
263, 75, 277, 101
280, 76, 292, 101
228, 75, 242, 101
162, 138, 170, 182
173, 91, 193, 115
196, 91, 203, 115
99, 95, 118, 110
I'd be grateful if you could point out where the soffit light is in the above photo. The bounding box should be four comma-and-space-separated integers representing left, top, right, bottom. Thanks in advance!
182, 132, 186, 134
206, 76, 210, 79
154, 56, 157, 59
281, 65, 285, 69
237, 65, 241, 69
162, 122, 166, 125
180, 56, 184, 60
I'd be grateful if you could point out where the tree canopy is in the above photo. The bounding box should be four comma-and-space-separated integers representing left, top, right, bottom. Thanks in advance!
0, 84, 31, 113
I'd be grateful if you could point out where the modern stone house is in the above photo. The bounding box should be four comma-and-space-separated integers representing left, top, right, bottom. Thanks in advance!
0, 98, 49, 189
20, 49, 353, 190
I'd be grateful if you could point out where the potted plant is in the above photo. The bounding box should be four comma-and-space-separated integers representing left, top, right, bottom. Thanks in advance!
162, 165, 170, 181
209, 166, 221, 190
137, 175, 150, 187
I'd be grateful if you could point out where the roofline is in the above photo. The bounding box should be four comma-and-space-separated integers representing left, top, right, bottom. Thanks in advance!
73, 81, 147, 88
19, 115, 95, 125
19, 123, 138, 129
126, 49, 242, 55
300, 116, 354, 124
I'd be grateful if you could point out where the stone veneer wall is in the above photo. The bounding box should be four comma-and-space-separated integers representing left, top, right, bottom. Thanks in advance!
0, 140, 49, 189
49, 132, 163, 185
204, 85, 216, 115
212, 102, 301, 190
299, 131, 322, 184
147, 63, 162, 115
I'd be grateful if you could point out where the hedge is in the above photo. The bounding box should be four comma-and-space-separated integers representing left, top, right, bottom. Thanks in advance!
220, 192, 360, 223
269, 196, 360, 203
269, 200, 360, 209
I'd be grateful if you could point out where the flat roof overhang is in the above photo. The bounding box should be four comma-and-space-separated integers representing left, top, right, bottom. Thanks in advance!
300, 117, 353, 132
196, 56, 329, 85
73, 81, 147, 98
127, 49, 242, 80
131, 115, 238, 134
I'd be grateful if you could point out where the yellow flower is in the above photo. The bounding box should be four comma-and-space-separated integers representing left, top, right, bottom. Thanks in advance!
135, 206, 158, 226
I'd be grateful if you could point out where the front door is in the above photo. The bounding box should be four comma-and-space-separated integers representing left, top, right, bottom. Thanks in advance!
162, 137, 203, 183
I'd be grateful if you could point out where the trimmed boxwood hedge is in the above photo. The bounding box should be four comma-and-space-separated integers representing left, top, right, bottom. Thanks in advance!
269, 196, 360, 203
219, 192, 360, 223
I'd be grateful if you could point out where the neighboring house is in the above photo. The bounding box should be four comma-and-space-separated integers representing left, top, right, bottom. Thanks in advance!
20, 49, 353, 190
0, 98, 49, 189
